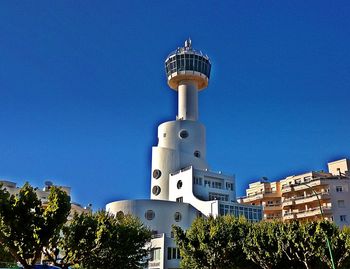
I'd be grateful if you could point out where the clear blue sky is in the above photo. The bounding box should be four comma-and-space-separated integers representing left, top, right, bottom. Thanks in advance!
1, 1, 349, 209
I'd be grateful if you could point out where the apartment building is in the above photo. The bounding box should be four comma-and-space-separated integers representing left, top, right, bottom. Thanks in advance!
239, 180, 282, 220
240, 158, 350, 227
0, 180, 91, 218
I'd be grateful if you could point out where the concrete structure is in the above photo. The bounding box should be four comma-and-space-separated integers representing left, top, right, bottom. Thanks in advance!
239, 180, 282, 220
240, 158, 350, 227
0, 180, 91, 219
106, 40, 262, 269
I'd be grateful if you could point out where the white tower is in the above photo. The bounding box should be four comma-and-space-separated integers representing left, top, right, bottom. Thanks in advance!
150, 39, 212, 200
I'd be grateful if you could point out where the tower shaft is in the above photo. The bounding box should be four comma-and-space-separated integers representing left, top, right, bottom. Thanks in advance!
178, 81, 198, 121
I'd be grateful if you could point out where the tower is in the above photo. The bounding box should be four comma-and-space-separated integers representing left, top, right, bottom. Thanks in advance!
107, 39, 262, 269
150, 39, 212, 200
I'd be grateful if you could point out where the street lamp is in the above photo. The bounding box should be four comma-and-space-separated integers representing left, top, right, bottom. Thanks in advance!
293, 182, 335, 269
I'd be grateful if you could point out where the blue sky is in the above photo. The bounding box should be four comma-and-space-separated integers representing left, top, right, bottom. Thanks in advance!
1, 1, 349, 209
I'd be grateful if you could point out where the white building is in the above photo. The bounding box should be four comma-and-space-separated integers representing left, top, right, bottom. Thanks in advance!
0, 180, 91, 219
106, 40, 262, 269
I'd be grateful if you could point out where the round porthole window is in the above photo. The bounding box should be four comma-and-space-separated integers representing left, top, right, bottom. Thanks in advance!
194, 151, 201, 158
153, 169, 162, 179
179, 130, 189, 139
174, 212, 182, 222
116, 211, 124, 218
152, 185, 161, 196
145, 210, 155, 220
177, 180, 183, 189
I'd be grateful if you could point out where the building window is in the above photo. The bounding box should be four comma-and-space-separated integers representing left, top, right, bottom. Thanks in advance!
204, 180, 211, 187
213, 181, 222, 189
193, 177, 202, 185
145, 210, 155, 220
336, 186, 343, 192
176, 197, 183, 203
340, 215, 347, 222
177, 180, 183, 189
174, 212, 182, 222
226, 182, 233, 190
338, 200, 345, 208
152, 185, 161, 196
153, 169, 162, 179
194, 151, 201, 158
167, 247, 181, 260
209, 192, 228, 201
116, 211, 124, 218
179, 130, 189, 139
150, 248, 161, 261
163, 133, 166, 138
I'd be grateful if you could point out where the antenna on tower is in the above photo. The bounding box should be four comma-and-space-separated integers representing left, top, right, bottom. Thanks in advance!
184, 38, 192, 50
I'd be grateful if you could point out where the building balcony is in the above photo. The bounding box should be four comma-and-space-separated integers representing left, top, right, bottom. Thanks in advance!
294, 192, 330, 205
283, 212, 296, 220
241, 194, 263, 203
293, 179, 328, 191
296, 206, 332, 219
282, 199, 295, 207
281, 185, 294, 193
265, 214, 282, 220
242, 191, 279, 203
264, 204, 282, 211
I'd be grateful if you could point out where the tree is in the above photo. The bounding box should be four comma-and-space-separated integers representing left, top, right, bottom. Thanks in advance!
243, 220, 284, 269
0, 244, 16, 267
44, 212, 97, 269
0, 183, 71, 269
316, 222, 350, 269
278, 221, 333, 269
45, 211, 152, 269
173, 216, 258, 269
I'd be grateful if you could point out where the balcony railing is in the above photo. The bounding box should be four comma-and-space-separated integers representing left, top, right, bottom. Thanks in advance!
264, 204, 282, 211
282, 199, 295, 207
296, 206, 332, 218
283, 212, 296, 220
241, 191, 279, 201
281, 174, 345, 193
294, 192, 330, 205
282, 192, 330, 205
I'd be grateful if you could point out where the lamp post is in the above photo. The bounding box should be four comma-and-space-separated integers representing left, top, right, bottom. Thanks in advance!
294, 182, 336, 269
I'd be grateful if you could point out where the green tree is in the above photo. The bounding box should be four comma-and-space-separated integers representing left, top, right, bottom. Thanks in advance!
45, 211, 152, 269
316, 222, 350, 269
279, 221, 332, 269
44, 212, 97, 268
243, 220, 284, 269
0, 244, 16, 267
173, 216, 258, 269
0, 183, 71, 269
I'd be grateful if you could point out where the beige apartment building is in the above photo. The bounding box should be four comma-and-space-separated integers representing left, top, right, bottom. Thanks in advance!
0, 180, 91, 219
239, 159, 350, 227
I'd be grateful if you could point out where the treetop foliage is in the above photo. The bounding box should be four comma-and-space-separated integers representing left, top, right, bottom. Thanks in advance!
0, 182, 71, 269
173, 216, 350, 269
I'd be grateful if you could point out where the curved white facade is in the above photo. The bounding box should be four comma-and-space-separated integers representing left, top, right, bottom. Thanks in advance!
151, 120, 208, 200
106, 40, 263, 269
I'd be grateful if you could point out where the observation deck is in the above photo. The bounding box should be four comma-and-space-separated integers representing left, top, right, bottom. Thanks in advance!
165, 39, 211, 90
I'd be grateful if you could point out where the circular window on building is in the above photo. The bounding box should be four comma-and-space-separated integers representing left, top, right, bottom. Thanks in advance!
177, 180, 183, 189
194, 151, 201, 158
174, 212, 182, 222
152, 185, 161, 196
116, 211, 124, 219
179, 130, 189, 139
145, 210, 155, 220
153, 169, 162, 179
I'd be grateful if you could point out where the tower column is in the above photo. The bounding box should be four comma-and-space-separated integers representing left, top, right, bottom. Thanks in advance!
178, 80, 198, 121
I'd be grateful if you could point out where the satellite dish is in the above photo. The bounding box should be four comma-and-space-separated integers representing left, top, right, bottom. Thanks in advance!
44, 181, 53, 187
